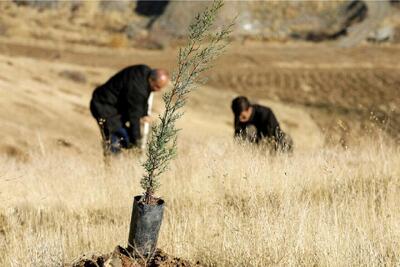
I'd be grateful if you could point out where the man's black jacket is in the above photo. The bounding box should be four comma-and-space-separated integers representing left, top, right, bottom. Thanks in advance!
234, 104, 281, 143
90, 64, 152, 145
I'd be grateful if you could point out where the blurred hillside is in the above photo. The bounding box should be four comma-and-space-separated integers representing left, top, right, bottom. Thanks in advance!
0, 0, 400, 48
0, 0, 399, 148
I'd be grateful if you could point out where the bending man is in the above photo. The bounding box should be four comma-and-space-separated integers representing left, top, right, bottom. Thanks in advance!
90, 64, 169, 153
231, 96, 293, 153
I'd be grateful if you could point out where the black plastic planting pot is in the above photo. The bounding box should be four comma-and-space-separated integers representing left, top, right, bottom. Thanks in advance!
127, 195, 165, 258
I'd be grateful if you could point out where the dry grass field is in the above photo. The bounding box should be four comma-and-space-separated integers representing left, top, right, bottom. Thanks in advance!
0, 46, 399, 265
0, 1, 400, 266
1, 132, 399, 266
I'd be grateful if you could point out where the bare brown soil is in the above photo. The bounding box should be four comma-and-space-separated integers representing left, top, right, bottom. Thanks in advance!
69, 246, 199, 267
1, 38, 398, 146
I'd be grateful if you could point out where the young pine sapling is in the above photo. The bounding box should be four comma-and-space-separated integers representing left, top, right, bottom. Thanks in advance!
140, 0, 233, 204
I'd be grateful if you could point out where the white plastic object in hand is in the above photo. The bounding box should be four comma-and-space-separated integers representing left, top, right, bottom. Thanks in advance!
141, 92, 154, 150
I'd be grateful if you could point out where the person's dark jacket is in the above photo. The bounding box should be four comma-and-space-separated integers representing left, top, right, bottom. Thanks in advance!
90, 64, 152, 145
234, 104, 281, 143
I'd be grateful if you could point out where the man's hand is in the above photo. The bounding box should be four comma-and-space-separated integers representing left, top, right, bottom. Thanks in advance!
140, 116, 152, 124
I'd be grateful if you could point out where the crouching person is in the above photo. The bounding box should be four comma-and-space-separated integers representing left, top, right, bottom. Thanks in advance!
231, 96, 293, 153
90, 64, 169, 155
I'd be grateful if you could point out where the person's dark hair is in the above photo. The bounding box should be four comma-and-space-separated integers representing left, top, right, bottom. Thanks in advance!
231, 96, 250, 117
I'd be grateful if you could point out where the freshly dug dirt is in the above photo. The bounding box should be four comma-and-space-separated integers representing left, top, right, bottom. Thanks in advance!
69, 246, 201, 267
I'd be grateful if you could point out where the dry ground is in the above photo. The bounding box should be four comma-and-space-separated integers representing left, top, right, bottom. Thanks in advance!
0, 28, 399, 266
1, 126, 399, 266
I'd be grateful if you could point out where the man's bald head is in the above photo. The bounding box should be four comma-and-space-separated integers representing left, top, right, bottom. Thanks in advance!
149, 69, 169, 92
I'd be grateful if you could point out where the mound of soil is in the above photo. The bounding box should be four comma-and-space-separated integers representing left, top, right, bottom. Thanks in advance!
68, 246, 201, 267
